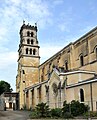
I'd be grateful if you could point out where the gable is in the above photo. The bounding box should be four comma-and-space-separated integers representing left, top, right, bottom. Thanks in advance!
49, 70, 60, 85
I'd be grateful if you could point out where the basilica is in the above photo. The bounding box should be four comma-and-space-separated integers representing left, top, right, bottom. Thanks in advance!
16, 22, 97, 111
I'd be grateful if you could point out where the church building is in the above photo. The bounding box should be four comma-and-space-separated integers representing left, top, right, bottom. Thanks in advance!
16, 22, 97, 111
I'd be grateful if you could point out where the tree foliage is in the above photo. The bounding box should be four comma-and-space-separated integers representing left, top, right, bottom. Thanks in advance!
0, 80, 13, 95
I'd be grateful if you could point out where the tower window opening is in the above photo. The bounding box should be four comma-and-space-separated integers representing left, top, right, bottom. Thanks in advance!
22, 70, 25, 74
33, 49, 36, 55
30, 49, 32, 54
26, 48, 28, 54
31, 32, 33, 37
27, 31, 30, 36
80, 55, 84, 66
31, 39, 33, 44
80, 88, 84, 102
26, 91, 29, 98
41, 75, 43, 82
27, 39, 30, 44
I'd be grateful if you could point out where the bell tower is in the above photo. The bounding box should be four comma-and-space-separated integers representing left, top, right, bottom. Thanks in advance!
16, 21, 40, 109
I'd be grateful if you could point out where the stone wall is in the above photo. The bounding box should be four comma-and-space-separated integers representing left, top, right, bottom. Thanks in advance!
0, 96, 5, 110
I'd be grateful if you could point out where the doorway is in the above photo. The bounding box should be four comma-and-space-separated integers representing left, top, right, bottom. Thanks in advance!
9, 102, 12, 109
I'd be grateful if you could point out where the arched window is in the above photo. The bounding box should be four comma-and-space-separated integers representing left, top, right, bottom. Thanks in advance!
31, 32, 33, 37
41, 75, 43, 82
80, 89, 84, 102
31, 39, 33, 44
65, 61, 68, 70
26, 48, 28, 54
30, 49, 32, 54
27, 39, 30, 44
96, 48, 97, 59
36, 40, 38, 44
27, 31, 30, 36
80, 54, 84, 66
33, 49, 36, 55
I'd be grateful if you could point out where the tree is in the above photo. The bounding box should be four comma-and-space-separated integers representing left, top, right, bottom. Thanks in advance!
0, 80, 13, 95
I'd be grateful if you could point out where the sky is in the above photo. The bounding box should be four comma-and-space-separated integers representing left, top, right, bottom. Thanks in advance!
0, 0, 97, 91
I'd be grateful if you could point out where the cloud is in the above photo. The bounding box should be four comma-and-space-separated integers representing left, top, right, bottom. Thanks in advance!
0, 0, 53, 66
0, 0, 52, 44
79, 26, 95, 35
53, 0, 64, 5
57, 8, 73, 32
0, 51, 18, 70
40, 44, 63, 63
0, 27, 8, 44
0, 0, 53, 91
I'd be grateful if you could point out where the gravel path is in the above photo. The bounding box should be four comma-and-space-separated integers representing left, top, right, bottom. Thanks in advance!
0, 110, 31, 120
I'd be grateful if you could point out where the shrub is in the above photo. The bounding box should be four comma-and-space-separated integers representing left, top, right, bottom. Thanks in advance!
70, 100, 89, 116
29, 109, 39, 119
22, 104, 27, 110
50, 108, 62, 118
29, 100, 89, 119
62, 100, 89, 117
35, 102, 50, 118
62, 100, 70, 113
63, 112, 73, 119
84, 111, 97, 118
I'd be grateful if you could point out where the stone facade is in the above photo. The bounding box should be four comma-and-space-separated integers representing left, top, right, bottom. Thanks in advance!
16, 23, 97, 111
4, 92, 19, 110
0, 96, 5, 110
16, 22, 40, 109
0, 92, 19, 110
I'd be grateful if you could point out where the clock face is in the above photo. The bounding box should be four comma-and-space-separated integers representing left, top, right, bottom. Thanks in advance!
52, 83, 58, 96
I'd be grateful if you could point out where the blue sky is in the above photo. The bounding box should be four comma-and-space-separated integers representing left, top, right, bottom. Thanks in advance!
0, 0, 97, 91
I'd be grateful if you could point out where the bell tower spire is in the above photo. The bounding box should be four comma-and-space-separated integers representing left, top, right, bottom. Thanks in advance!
16, 22, 40, 109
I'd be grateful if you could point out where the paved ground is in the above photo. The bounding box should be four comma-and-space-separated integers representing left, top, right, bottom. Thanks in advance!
0, 110, 96, 120
0, 110, 31, 120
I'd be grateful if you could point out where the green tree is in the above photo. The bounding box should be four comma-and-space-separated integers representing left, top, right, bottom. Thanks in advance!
0, 80, 13, 95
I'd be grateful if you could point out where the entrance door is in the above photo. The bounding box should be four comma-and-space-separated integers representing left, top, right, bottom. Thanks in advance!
9, 103, 12, 109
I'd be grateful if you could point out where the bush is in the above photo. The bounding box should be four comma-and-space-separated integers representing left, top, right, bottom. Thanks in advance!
22, 104, 27, 110
35, 102, 50, 118
63, 112, 73, 119
62, 100, 89, 117
70, 100, 89, 116
29, 100, 89, 119
62, 100, 70, 114
50, 108, 62, 118
84, 111, 97, 118
29, 109, 39, 119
